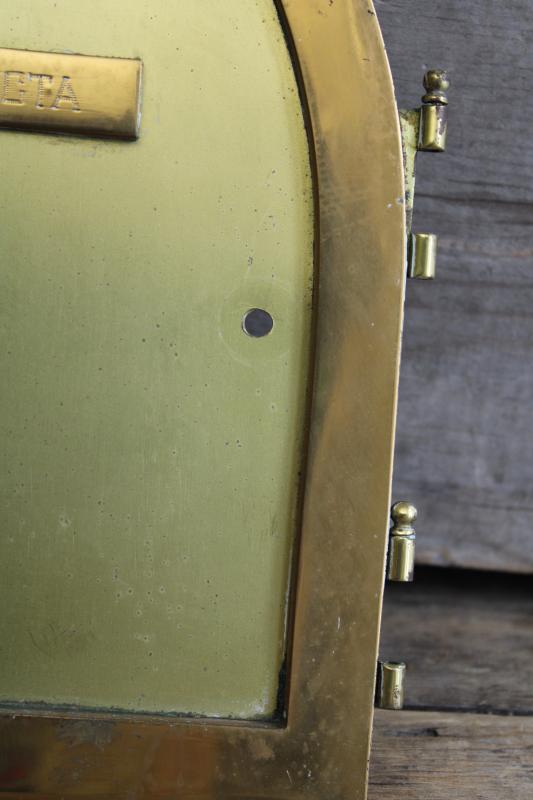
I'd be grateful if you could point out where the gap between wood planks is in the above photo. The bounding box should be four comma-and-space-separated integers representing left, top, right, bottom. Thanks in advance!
379, 566, 533, 716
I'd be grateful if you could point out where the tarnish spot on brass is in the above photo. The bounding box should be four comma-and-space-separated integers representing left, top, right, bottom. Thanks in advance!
0, 48, 142, 139
248, 737, 276, 762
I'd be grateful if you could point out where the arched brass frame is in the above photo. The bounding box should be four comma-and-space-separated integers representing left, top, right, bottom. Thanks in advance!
0, 2, 406, 798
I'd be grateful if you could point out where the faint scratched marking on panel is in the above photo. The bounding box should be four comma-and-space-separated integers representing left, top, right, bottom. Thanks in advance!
28, 623, 96, 658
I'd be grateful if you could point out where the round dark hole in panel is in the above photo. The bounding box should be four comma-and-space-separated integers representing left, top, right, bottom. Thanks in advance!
242, 308, 274, 338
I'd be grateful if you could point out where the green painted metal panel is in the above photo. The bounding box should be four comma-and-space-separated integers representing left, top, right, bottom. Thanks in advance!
0, 0, 313, 718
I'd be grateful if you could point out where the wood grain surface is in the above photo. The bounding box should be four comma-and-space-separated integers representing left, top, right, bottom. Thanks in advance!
369, 709, 533, 800
379, 568, 533, 714
377, 1, 533, 572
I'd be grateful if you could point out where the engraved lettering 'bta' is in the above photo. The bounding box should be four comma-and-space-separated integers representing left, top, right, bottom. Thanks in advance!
28, 73, 53, 109
2, 71, 26, 105
51, 76, 81, 112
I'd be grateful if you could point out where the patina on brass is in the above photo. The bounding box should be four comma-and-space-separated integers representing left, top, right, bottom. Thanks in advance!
376, 661, 406, 710
0, 47, 142, 138
388, 502, 417, 582
0, 1, 406, 799
399, 70, 450, 236
408, 233, 437, 279
399, 108, 420, 234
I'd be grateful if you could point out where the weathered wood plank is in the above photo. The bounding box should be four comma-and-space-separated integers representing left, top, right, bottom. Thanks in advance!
376, 1, 533, 571
379, 568, 533, 713
369, 709, 533, 800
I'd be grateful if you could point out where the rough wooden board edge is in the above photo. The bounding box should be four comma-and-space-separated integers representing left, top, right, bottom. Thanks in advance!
370, 708, 533, 800
379, 569, 533, 713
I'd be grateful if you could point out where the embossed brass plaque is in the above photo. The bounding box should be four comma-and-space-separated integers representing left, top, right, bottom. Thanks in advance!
0, 48, 142, 139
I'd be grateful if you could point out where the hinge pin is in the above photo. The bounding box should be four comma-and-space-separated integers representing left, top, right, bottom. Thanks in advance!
388, 502, 417, 582
419, 69, 449, 152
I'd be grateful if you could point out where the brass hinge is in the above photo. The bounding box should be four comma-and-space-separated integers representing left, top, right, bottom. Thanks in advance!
407, 233, 437, 280
399, 70, 449, 279
376, 661, 406, 710
387, 502, 417, 582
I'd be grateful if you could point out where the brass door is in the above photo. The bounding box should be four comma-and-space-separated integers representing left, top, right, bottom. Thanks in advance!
0, 2, 406, 798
